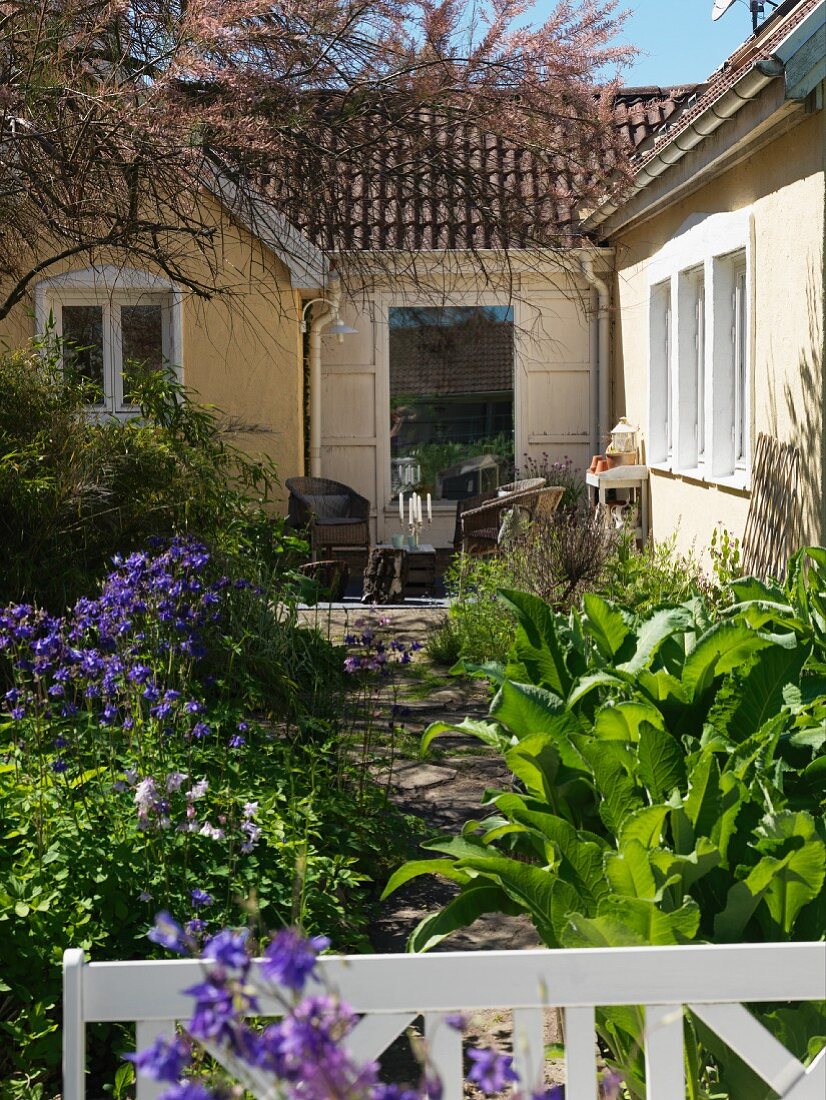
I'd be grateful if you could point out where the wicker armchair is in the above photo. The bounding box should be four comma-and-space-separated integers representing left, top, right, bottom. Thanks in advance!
460, 479, 564, 555
285, 477, 371, 558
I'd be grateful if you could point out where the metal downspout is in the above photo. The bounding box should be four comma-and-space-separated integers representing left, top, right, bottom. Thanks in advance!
308, 274, 341, 477
580, 258, 611, 451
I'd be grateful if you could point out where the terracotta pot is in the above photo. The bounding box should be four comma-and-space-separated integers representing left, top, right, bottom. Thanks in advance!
595, 458, 610, 474
588, 455, 600, 474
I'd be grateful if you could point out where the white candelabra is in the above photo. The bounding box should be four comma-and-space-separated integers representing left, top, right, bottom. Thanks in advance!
398, 490, 432, 547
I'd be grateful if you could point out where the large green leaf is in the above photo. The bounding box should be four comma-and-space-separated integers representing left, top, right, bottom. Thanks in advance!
455, 854, 558, 941
649, 839, 721, 893
490, 794, 609, 910
576, 738, 645, 835
597, 895, 701, 945
582, 594, 631, 660
605, 839, 657, 899
407, 882, 522, 952
617, 606, 695, 675
761, 843, 826, 934
498, 589, 574, 697
638, 724, 686, 802
684, 750, 721, 839
421, 718, 510, 754
490, 682, 585, 770
381, 859, 471, 899
681, 621, 775, 702
561, 912, 646, 948
708, 643, 809, 742
504, 737, 560, 805
620, 805, 669, 848
595, 701, 665, 743
714, 840, 826, 939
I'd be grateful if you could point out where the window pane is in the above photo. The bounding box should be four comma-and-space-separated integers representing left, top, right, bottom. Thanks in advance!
121, 304, 164, 404
389, 306, 514, 500
62, 305, 104, 403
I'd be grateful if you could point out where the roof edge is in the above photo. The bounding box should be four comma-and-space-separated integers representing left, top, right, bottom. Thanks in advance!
585, 0, 824, 235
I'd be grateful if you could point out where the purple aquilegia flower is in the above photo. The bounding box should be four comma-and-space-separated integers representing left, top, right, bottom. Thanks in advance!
533, 1088, 565, 1100
467, 1049, 518, 1093
445, 1013, 467, 1032
147, 911, 191, 955
228, 734, 245, 748
262, 928, 330, 992
124, 1034, 190, 1081
202, 928, 249, 970
190, 888, 213, 909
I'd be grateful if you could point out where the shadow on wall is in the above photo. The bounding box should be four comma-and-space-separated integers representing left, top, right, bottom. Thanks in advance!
766, 262, 825, 547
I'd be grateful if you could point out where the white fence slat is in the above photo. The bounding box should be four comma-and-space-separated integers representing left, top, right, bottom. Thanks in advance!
511, 1007, 545, 1093
782, 1048, 826, 1100
424, 1012, 463, 1100
644, 1004, 684, 1099
344, 1012, 417, 1063
689, 1003, 806, 1094
564, 1006, 598, 1100
135, 1020, 178, 1100
62, 948, 86, 1100
79, 943, 826, 1022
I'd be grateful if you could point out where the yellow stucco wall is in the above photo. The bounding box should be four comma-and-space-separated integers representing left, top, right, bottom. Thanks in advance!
611, 106, 825, 559
0, 196, 305, 507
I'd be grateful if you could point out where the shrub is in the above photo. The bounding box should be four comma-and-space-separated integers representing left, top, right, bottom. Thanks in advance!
0, 541, 398, 1093
504, 508, 617, 610
436, 554, 516, 665
0, 337, 301, 610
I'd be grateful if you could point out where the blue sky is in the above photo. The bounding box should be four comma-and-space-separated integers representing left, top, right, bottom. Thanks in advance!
534, 0, 760, 87
612, 0, 757, 85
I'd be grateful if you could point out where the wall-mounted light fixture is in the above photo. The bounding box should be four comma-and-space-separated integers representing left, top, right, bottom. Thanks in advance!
302, 272, 358, 476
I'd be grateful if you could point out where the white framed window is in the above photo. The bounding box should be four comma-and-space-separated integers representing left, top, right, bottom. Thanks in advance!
34, 266, 182, 414
648, 280, 672, 464
647, 210, 752, 486
733, 260, 749, 469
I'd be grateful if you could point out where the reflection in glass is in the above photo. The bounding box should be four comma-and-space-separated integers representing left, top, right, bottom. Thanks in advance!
389, 306, 514, 500
62, 305, 104, 403
121, 304, 164, 404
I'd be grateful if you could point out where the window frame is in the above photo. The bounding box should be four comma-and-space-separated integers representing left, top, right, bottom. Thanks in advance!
34, 266, 182, 416
386, 301, 516, 504
646, 210, 752, 489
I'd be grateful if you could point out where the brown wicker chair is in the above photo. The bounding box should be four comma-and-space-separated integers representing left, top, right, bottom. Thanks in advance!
460, 480, 564, 555
286, 477, 370, 558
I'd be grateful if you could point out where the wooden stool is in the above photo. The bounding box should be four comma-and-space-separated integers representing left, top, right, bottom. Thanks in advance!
362, 547, 409, 604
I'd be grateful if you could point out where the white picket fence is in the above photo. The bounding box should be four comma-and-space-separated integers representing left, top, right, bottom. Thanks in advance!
63, 942, 826, 1100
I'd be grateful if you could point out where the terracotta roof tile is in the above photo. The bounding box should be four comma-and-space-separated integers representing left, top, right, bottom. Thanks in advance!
613, 86, 701, 151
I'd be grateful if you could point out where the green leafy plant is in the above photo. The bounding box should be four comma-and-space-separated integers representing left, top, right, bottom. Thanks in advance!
432, 554, 516, 665
386, 558, 826, 1096
0, 336, 301, 610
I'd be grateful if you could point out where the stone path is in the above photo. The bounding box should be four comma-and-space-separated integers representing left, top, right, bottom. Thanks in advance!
299, 604, 565, 1088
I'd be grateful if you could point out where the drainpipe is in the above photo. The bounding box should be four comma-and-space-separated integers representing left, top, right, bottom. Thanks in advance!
307, 274, 342, 477
580, 257, 611, 452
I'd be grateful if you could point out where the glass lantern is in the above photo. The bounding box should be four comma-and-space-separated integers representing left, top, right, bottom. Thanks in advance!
608, 417, 639, 456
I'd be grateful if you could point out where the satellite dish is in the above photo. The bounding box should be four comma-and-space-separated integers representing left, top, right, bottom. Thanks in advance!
712, 0, 738, 19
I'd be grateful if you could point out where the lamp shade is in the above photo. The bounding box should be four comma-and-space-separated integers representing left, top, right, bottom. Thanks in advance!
327, 317, 358, 337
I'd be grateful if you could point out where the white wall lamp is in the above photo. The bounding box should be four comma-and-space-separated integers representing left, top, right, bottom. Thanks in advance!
301, 271, 357, 477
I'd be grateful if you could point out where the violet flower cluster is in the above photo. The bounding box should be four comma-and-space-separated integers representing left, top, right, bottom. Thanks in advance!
343, 617, 422, 677
132, 914, 624, 1100
0, 538, 265, 854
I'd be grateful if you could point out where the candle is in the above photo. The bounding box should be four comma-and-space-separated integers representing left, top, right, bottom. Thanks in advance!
408, 496, 414, 526
417, 494, 423, 523
426, 493, 432, 522
399, 491, 404, 523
